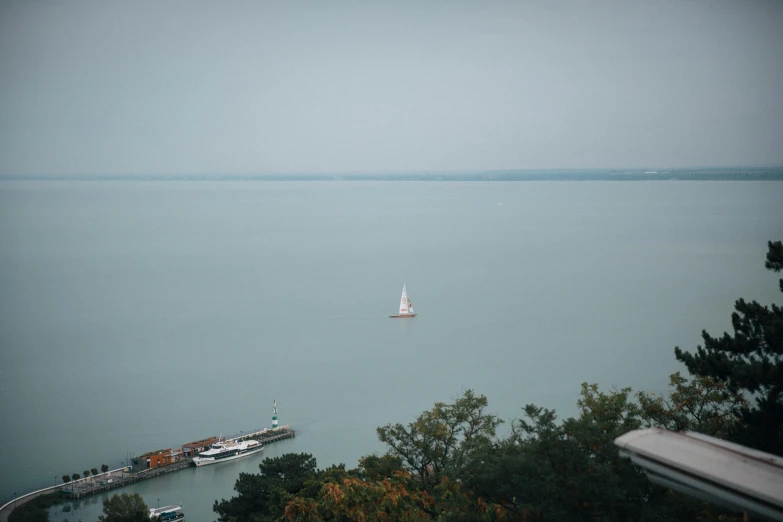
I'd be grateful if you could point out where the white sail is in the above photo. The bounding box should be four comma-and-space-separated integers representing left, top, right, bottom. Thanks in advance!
391, 284, 416, 318
399, 284, 415, 315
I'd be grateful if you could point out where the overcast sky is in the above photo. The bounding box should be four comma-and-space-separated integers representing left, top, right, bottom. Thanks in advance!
1, 0, 781, 175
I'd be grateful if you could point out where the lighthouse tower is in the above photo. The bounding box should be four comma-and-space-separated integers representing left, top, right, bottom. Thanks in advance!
272, 399, 279, 430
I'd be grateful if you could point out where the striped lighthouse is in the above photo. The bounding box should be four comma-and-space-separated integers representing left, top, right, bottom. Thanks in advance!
272, 399, 279, 430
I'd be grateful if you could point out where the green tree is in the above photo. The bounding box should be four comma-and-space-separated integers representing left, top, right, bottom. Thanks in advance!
98, 492, 149, 522
675, 240, 783, 456
91, 468, 99, 477
356, 454, 403, 481
213, 382, 750, 521
377, 390, 502, 489
464, 386, 650, 521
637, 372, 746, 438
214, 453, 320, 522
71, 473, 79, 481
83, 470, 90, 482
101, 464, 109, 473
62, 475, 71, 484
460, 384, 739, 521
284, 471, 435, 522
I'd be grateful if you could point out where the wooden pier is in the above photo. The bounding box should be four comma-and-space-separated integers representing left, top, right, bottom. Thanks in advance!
62, 427, 295, 500
0, 427, 296, 519
226, 424, 295, 444
64, 460, 194, 499
230, 426, 296, 445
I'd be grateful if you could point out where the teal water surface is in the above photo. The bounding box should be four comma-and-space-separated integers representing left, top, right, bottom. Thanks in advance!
0, 180, 781, 520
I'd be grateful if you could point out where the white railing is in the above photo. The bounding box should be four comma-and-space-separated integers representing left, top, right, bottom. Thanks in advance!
0, 468, 125, 517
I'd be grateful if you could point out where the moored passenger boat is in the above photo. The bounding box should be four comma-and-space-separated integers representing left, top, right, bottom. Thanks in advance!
149, 504, 185, 520
192, 437, 263, 467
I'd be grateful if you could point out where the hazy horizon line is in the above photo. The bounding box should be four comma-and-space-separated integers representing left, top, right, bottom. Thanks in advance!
3, 163, 783, 179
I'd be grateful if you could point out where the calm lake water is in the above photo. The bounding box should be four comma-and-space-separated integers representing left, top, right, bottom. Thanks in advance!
1, 180, 781, 520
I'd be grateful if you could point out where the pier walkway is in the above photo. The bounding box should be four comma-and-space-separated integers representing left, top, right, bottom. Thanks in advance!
0, 467, 125, 522
64, 461, 194, 499
0, 427, 295, 521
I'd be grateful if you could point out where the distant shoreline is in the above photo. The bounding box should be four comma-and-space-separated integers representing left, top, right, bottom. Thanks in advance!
2, 167, 783, 182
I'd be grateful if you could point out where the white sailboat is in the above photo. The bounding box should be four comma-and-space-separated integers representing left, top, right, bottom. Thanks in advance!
390, 284, 416, 318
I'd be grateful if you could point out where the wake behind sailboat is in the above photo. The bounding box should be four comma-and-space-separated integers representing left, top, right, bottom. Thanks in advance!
390, 284, 416, 318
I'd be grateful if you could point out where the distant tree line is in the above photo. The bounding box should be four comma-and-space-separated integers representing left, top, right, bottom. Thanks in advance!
8, 167, 783, 182
211, 241, 781, 521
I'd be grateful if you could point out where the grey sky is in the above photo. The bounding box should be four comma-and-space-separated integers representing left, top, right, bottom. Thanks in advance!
1, 0, 781, 175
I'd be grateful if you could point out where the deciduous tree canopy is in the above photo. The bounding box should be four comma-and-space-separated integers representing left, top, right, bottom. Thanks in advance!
218, 384, 744, 521
376, 389, 501, 489
98, 492, 148, 522
214, 453, 324, 522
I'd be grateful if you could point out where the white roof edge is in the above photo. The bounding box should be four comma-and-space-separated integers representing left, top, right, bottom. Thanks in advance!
684, 430, 783, 467
615, 428, 783, 519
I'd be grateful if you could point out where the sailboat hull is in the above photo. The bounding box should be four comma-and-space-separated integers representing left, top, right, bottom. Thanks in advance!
389, 314, 416, 318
